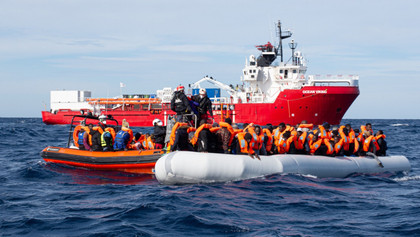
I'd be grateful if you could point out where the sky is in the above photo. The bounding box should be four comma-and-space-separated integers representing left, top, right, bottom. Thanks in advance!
0, 0, 419, 119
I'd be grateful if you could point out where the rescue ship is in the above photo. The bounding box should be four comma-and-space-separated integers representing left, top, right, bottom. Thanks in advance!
42, 21, 360, 127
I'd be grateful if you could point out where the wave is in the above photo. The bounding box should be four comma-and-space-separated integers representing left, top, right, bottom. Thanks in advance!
393, 175, 420, 182
391, 123, 409, 127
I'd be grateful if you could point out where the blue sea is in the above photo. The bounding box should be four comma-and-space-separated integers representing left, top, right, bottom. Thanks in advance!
1, 118, 419, 236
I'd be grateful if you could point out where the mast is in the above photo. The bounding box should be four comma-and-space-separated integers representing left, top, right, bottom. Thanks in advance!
276, 21, 292, 63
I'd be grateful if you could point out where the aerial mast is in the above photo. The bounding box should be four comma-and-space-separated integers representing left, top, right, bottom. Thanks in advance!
276, 21, 292, 63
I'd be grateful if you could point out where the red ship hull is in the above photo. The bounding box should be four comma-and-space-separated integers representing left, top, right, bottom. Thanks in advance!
42, 86, 359, 127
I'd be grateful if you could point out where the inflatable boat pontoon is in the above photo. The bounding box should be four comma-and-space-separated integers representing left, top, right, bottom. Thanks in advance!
154, 151, 410, 184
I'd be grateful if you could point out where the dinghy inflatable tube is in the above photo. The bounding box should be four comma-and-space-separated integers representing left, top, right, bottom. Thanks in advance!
154, 151, 411, 184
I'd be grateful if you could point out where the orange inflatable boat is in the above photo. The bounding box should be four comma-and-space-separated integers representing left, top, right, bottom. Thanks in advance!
41, 147, 163, 174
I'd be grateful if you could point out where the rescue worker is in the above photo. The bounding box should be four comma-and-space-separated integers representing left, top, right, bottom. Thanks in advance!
101, 130, 113, 151
193, 88, 214, 124
152, 119, 166, 149
170, 85, 192, 122
114, 128, 130, 151
375, 130, 387, 156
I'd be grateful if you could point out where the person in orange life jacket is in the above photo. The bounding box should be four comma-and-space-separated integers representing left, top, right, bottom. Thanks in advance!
310, 133, 329, 156
361, 123, 373, 136
193, 88, 214, 125
345, 124, 356, 155
273, 122, 287, 153
170, 85, 192, 122
332, 135, 345, 156
316, 122, 331, 139
375, 130, 387, 156
295, 127, 310, 154
263, 124, 274, 155
152, 119, 166, 149
171, 124, 194, 152
237, 132, 260, 160
133, 132, 143, 150
194, 120, 213, 152
361, 130, 380, 155
353, 128, 363, 156
216, 117, 233, 154
279, 131, 297, 154
89, 124, 103, 151
251, 125, 265, 155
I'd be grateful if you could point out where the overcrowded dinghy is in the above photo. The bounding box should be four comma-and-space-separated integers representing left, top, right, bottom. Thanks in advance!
154, 151, 410, 184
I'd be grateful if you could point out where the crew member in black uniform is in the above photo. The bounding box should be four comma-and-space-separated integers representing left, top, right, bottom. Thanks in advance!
170, 85, 192, 122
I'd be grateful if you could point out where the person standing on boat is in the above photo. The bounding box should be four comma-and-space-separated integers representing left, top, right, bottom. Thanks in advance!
152, 119, 166, 149
193, 88, 214, 124
171, 85, 192, 122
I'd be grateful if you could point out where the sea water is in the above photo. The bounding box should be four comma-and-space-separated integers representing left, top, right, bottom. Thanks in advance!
0, 118, 419, 236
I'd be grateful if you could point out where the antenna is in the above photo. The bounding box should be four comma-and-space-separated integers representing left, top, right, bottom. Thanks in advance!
289, 39, 297, 65
276, 21, 292, 63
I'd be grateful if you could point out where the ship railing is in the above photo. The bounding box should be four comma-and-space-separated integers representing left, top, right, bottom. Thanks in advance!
307, 75, 359, 87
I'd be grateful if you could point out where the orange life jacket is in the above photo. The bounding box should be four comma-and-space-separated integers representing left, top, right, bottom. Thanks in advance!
363, 135, 380, 152
237, 132, 255, 155
296, 132, 308, 150
376, 134, 386, 140
278, 135, 295, 154
219, 122, 235, 146
334, 138, 345, 154
361, 125, 374, 136
348, 129, 356, 144
169, 122, 188, 146
338, 126, 350, 151
190, 124, 212, 146
248, 127, 264, 150
317, 125, 331, 140
146, 136, 155, 149
262, 128, 273, 152
310, 138, 333, 155
298, 123, 314, 130
73, 125, 83, 147
105, 127, 116, 141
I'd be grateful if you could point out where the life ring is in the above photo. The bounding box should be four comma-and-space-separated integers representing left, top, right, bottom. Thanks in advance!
73, 125, 82, 147
300, 75, 305, 79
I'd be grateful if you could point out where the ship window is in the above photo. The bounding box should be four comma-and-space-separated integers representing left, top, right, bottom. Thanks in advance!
250, 61, 256, 66
284, 70, 288, 78
253, 70, 256, 73
251, 75, 254, 78
249, 70, 252, 73
293, 69, 297, 73
279, 70, 283, 73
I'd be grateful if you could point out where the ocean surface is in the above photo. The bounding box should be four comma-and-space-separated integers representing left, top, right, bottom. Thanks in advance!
0, 118, 419, 236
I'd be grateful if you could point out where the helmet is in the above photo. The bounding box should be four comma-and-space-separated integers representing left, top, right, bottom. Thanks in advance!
153, 118, 163, 126
176, 85, 185, 92
199, 88, 206, 95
